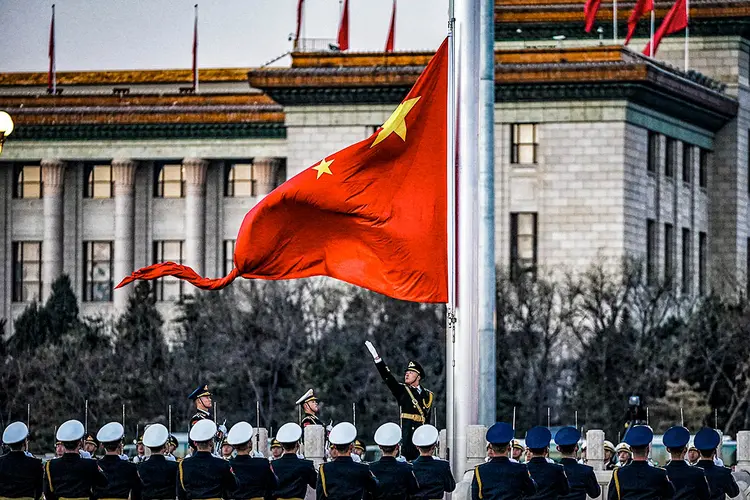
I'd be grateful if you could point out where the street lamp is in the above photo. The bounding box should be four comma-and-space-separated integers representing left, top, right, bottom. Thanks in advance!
0, 111, 14, 156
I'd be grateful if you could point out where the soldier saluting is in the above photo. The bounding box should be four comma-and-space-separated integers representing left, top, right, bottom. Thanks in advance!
365, 341, 434, 461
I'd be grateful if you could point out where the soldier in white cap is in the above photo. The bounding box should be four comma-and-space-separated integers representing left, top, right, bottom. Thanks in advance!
410, 424, 455, 500
0, 422, 43, 499
92, 422, 141, 500
177, 419, 237, 500
225, 421, 277, 500
368, 422, 420, 500
271, 422, 317, 500
296, 389, 325, 428
44, 419, 108, 500
136, 423, 179, 500
317, 422, 378, 499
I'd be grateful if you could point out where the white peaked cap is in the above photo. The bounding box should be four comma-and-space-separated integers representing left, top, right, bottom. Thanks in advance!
97, 422, 124, 443
142, 424, 169, 448
57, 420, 85, 442
190, 419, 217, 442
329, 422, 357, 445
295, 389, 315, 405
227, 421, 255, 446
374, 422, 402, 447
412, 424, 439, 447
277, 422, 303, 443
2, 422, 29, 445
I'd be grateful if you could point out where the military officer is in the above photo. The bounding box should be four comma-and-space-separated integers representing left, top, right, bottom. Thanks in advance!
525, 426, 570, 500
220, 438, 234, 460
368, 423, 419, 500
177, 419, 238, 500
662, 426, 710, 500
607, 425, 673, 500
269, 439, 283, 461
614, 443, 632, 468
44, 419, 109, 500
272, 423, 317, 499
0, 422, 43, 500
166, 434, 179, 462
296, 389, 325, 428
317, 422, 378, 500
511, 440, 525, 463
686, 443, 700, 465
554, 427, 600, 500
132, 434, 146, 464
187, 384, 213, 452
84, 434, 99, 457
604, 441, 617, 470
225, 422, 277, 500
365, 341, 434, 461
411, 424, 455, 500
137, 424, 178, 500
93, 422, 141, 500
471, 422, 536, 500
694, 427, 740, 500
353, 440, 366, 462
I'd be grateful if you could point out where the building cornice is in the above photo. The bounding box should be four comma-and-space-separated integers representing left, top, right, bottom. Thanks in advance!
0, 68, 251, 87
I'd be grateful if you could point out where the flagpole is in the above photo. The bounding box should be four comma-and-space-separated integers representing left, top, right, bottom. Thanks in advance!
650, 7, 655, 57
193, 4, 199, 93
49, 4, 56, 95
684, 0, 689, 70
613, 0, 618, 43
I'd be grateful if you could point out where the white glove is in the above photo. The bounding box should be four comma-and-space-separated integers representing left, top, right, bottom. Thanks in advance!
365, 341, 380, 362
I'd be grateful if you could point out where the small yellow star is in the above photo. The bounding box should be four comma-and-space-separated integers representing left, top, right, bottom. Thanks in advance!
371, 96, 421, 148
312, 158, 334, 179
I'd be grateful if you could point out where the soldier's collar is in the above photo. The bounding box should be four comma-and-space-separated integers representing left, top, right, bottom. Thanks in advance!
197, 408, 210, 417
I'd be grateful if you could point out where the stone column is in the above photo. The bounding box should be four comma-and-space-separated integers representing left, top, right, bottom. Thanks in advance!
304, 424, 326, 467
41, 159, 65, 300
466, 425, 488, 469
586, 429, 606, 471
255, 427, 269, 457
438, 429, 448, 459
183, 158, 208, 276
737, 431, 750, 473
112, 159, 138, 312
253, 157, 281, 196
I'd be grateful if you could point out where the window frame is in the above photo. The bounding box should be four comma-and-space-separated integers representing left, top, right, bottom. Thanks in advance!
665, 138, 676, 178
681, 228, 691, 294
664, 223, 674, 287
84, 163, 114, 199
699, 149, 708, 189
82, 241, 114, 302
682, 143, 692, 185
152, 240, 184, 301
224, 162, 256, 197
510, 212, 538, 281
699, 232, 707, 295
13, 164, 43, 199
153, 162, 186, 198
510, 124, 538, 165
223, 240, 236, 275
646, 219, 657, 285
11, 241, 42, 302
647, 132, 658, 175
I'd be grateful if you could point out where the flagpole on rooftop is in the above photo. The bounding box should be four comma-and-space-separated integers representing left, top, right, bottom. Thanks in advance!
48, 4, 56, 95
193, 4, 199, 93
684, 0, 690, 70
650, 7, 655, 57
613, 0, 618, 43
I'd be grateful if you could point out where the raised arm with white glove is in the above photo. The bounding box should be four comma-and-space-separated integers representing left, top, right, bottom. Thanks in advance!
364, 341, 381, 363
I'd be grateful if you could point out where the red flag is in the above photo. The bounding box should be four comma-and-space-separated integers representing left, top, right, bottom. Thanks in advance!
338, 0, 349, 51
625, 0, 653, 45
294, 0, 304, 47
117, 39, 449, 303
643, 0, 687, 57
584, 0, 601, 32
192, 4, 198, 91
48, 5, 55, 93
385, 0, 396, 52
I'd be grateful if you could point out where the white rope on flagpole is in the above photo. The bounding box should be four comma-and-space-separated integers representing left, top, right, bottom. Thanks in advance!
613, 0, 618, 44
684, 0, 690, 71
650, 7, 655, 58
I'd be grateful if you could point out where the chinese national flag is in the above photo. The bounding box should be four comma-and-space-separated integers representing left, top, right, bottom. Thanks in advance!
584, 0, 602, 32
625, 0, 653, 45
117, 39, 449, 303
338, 0, 350, 51
643, 0, 688, 56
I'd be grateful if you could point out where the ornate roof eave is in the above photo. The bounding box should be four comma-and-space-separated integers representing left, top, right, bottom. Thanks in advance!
0, 68, 251, 87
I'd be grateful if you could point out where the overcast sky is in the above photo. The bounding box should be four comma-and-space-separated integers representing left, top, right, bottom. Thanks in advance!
0, 0, 449, 72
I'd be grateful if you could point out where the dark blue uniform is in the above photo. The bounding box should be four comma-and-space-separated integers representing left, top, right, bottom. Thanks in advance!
665, 460, 710, 500
472, 456, 537, 500
696, 460, 740, 500
177, 451, 238, 500
526, 457, 570, 500
558, 458, 600, 500
43, 453, 109, 500
0, 450, 43, 500
94, 455, 142, 500
317, 456, 378, 500
368, 456, 419, 500
229, 455, 278, 500
607, 462, 674, 500
136, 454, 179, 500
271, 453, 317, 500
411, 456, 456, 499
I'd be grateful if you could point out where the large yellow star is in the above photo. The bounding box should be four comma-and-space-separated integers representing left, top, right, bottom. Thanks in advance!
371, 96, 421, 148
312, 158, 334, 179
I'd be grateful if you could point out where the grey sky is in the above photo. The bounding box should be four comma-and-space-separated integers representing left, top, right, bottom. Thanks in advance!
0, 0, 449, 72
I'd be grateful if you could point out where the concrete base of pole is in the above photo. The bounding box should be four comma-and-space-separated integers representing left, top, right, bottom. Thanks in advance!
586, 429, 606, 471
304, 424, 326, 467
466, 425, 488, 469
255, 427, 269, 457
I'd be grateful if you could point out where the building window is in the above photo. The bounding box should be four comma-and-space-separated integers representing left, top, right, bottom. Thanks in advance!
510, 212, 537, 280
664, 223, 674, 286
152, 240, 184, 301
13, 164, 42, 199
699, 149, 708, 189
682, 228, 691, 294
682, 144, 692, 184
12, 241, 42, 302
665, 138, 676, 178
647, 132, 658, 174
225, 163, 255, 197
223, 240, 236, 275
154, 163, 185, 198
84, 163, 113, 199
83, 241, 113, 301
646, 219, 656, 285
699, 232, 707, 295
510, 124, 538, 164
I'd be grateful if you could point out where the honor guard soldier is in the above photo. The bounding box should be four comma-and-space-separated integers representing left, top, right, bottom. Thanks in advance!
694, 427, 740, 500
554, 427, 600, 500
686, 444, 700, 466
133, 434, 146, 464
472, 422, 536, 500
44, 419, 109, 500
369, 423, 419, 500
269, 439, 283, 461
410, 425, 455, 499
297, 390, 325, 428
0, 422, 43, 500
93, 422, 142, 500
271, 423, 317, 500
226, 421, 278, 500
607, 425, 674, 500
84, 434, 99, 457
511, 440, 525, 463
663, 426, 710, 500
614, 443, 632, 468
166, 435, 179, 462
188, 385, 213, 451
525, 426, 570, 500
317, 422, 378, 500
178, 420, 237, 500
365, 341, 433, 461
353, 440, 366, 462
137, 424, 178, 500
